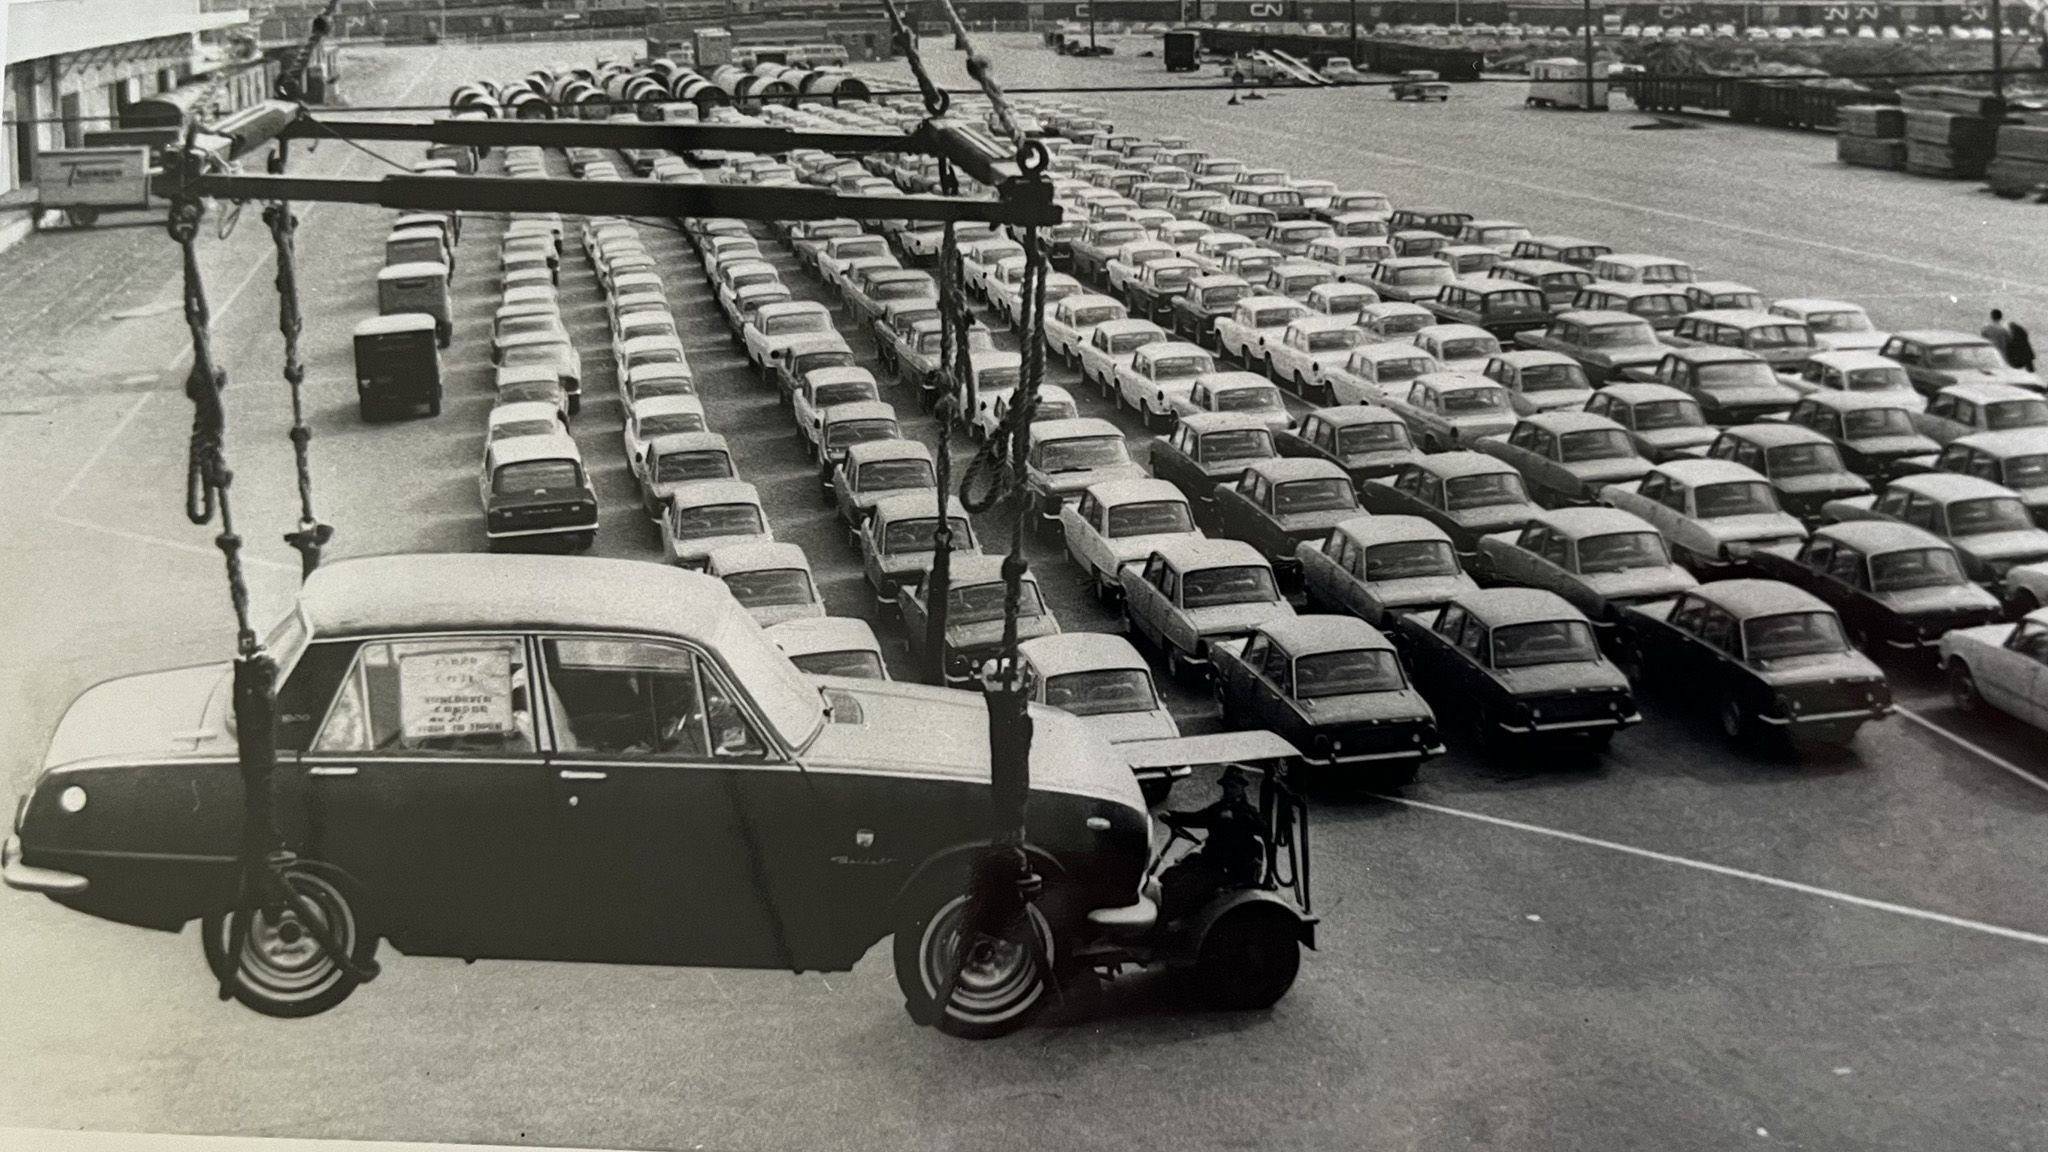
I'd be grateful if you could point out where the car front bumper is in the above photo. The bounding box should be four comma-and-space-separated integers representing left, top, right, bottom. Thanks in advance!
3, 837, 88, 895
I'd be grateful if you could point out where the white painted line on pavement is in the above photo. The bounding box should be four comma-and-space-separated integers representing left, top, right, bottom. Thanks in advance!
1894, 704, 2048, 797
49, 392, 151, 512
45, 512, 295, 571
1378, 793, 2048, 948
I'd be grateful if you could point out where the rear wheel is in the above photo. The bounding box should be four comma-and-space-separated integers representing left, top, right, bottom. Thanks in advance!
1948, 660, 1983, 713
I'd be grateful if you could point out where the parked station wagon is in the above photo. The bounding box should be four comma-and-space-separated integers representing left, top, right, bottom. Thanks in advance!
1615, 579, 1892, 746
1120, 538, 1297, 681
1473, 506, 1698, 626
1210, 617, 1442, 783
1299, 515, 1477, 627
1747, 522, 2002, 654
0, 554, 1152, 1028
1426, 277, 1552, 337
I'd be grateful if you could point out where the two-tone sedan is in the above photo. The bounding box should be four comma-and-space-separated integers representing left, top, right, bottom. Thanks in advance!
1209, 457, 1364, 575
1748, 521, 2003, 656
1021, 417, 1147, 523
1060, 479, 1204, 602
1361, 453, 1544, 554
1703, 423, 1873, 524
1120, 538, 1298, 681
1392, 588, 1640, 753
831, 440, 935, 533
1615, 580, 1893, 747
1209, 616, 1442, 786
900, 555, 1061, 686
1601, 458, 1809, 576
1300, 515, 1478, 627
1380, 372, 1518, 451
1473, 506, 1698, 629
0, 553, 1153, 1036
1474, 412, 1653, 508
1583, 383, 1720, 463
1942, 607, 2048, 733
1275, 405, 1425, 483
1147, 412, 1281, 526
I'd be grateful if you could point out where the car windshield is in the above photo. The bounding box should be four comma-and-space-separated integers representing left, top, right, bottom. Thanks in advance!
1631, 294, 1690, 317
1558, 429, 1634, 462
1987, 400, 2048, 430
1844, 367, 1911, 392
1216, 387, 1283, 413
1745, 324, 1813, 349
1577, 530, 1669, 573
639, 412, 706, 438
825, 419, 898, 449
1764, 442, 1845, 478
1869, 547, 1967, 591
1201, 285, 1251, 309
873, 280, 934, 301
502, 345, 560, 368
1519, 363, 1589, 392
976, 366, 1022, 392
1438, 337, 1498, 360
1294, 649, 1404, 697
1071, 305, 1125, 327
857, 459, 934, 491
494, 459, 581, 495
654, 451, 732, 483
1108, 332, 1163, 355
813, 382, 878, 408
1181, 564, 1280, 607
1151, 265, 1195, 289
949, 580, 1046, 625
1585, 322, 1656, 348
491, 419, 557, 440
1273, 479, 1356, 514
1927, 344, 2004, 370
1440, 387, 1506, 414
789, 649, 886, 678
832, 238, 887, 260
1841, 408, 1914, 439
724, 569, 816, 608
795, 351, 855, 374
628, 348, 685, 370
1364, 539, 1458, 578
674, 504, 763, 538
1043, 669, 1157, 716
1695, 481, 1778, 517
1152, 355, 1213, 380
1338, 422, 1411, 453
1806, 309, 1874, 334
883, 516, 973, 554
1742, 611, 1847, 660
1378, 313, 1431, 337
1491, 620, 1599, 667
1252, 308, 1301, 328
1633, 399, 1704, 430
1107, 500, 1194, 537
1446, 473, 1526, 509
1197, 429, 1275, 464
1947, 496, 2034, 534
2006, 454, 2047, 487
1375, 356, 1434, 382
1032, 398, 1080, 421
1038, 436, 1132, 472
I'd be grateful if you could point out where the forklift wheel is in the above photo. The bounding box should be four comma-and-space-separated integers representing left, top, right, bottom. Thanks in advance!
66, 206, 100, 228
1192, 904, 1301, 1011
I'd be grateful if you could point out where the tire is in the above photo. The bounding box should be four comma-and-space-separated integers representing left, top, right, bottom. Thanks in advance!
425, 391, 442, 418
1948, 660, 1983, 713
202, 863, 377, 1020
567, 395, 581, 417
1717, 693, 1751, 747
893, 885, 1055, 1040
572, 531, 595, 553
2010, 590, 2042, 619
1144, 406, 1165, 433
1167, 644, 1203, 684
1192, 906, 1301, 1011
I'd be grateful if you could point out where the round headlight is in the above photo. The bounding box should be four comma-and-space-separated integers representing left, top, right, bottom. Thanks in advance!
58, 786, 87, 813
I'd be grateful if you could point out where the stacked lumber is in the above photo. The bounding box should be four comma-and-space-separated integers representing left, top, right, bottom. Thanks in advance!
1896, 87, 2004, 179
1836, 102, 1904, 170
1986, 123, 2048, 201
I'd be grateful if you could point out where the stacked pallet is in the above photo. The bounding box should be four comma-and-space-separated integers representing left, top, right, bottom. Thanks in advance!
1897, 86, 2004, 179
1987, 123, 2048, 201
1836, 103, 1904, 170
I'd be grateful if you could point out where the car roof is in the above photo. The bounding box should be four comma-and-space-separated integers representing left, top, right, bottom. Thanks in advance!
708, 541, 810, 573
1806, 350, 1899, 371
1088, 477, 1186, 505
488, 401, 561, 424
495, 364, 562, 387
1656, 457, 1773, 485
1495, 258, 1582, 275
1376, 256, 1450, 270
1953, 428, 2048, 455
632, 393, 705, 416
1095, 317, 1163, 336
1689, 578, 1827, 618
1418, 323, 1494, 340
1447, 276, 1538, 295
805, 365, 876, 386
1413, 371, 1501, 392
1599, 382, 1693, 404
1239, 294, 1304, 310
1719, 421, 1830, 447
1416, 450, 1517, 479
1314, 403, 1406, 427
298, 554, 739, 642
1555, 309, 1644, 326
820, 400, 896, 423
377, 261, 447, 279
1178, 412, 1273, 434
1018, 632, 1150, 676
1893, 329, 1986, 345
1450, 587, 1585, 627
1937, 382, 2041, 403
1596, 253, 1690, 268
1190, 274, 1251, 289
1813, 519, 1949, 553
759, 300, 830, 318
1137, 339, 1211, 360
1203, 370, 1278, 391
1796, 389, 1917, 411
1534, 505, 1658, 538
1772, 297, 1863, 313
1150, 536, 1269, 570
1335, 512, 1451, 545
1032, 416, 1123, 441
1246, 457, 1351, 484
645, 431, 728, 454
846, 439, 931, 464
1491, 349, 1580, 369
354, 313, 438, 335
1258, 614, 1394, 657
1523, 410, 1625, 434
1684, 309, 1795, 328
670, 479, 760, 507
872, 491, 971, 519
1890, 472, 2023, 501
1523, 235, 1606, 248
1354, 342, 1436, 363
486, 434, 581, 467
1663, 344, 1766, 364
785, 334, 855, 354
766, 614, 884, 658
1584, 281, 1691, 300
1690, 280, 1759, 295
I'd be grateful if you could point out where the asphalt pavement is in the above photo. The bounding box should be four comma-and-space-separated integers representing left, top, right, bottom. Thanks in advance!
2, 35, 2046, 1152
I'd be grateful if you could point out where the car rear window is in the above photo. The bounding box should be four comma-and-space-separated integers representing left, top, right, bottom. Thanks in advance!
1576, 531, 1668, 572
1272, 478, 1355, 514
1364, 539, 1457, 578
1694, 481, 1778, 517
639, 412, 706, 438
674, 504, 764, 538
825, 419, 899, 448
1633, 399, 1703, 430
790, 649, 885, 679
1492, 620, 1598, 667
1987, 400, 2048, 430
1742, 611, 1847, 660
858, 459, 935, 491
1182, 565, 1279, 607
883, 516, 972, 554
1044, 670, 1157, 716
1446, 473, 1526, 509
813, 381, 879, 408
1294, 649, 1404, 697
1197, 429, 1275, 464
1842, 409, 1914, 439
1764, 443, 1844, 478
724, 569, 816, 608
494, 460, 581, 496
950, 580, 1047, 625
654, 451, 732, 483
1216, 387, 1282, 413
1870, 547, 1967, 591
1558, 429, 1634, 462
1037, 436, 1131, 472
1439, 387, 1506, 414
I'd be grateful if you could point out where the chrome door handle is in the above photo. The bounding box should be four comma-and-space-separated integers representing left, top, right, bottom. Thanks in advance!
307, 765, 359, 778
557, 769, 608, 781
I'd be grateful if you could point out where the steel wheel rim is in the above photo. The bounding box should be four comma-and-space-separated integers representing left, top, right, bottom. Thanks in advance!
222, 873, 355, 1003
1719, 697, 1744, 740
918, 895, 1050, 1025
1950, 665, 1980, 711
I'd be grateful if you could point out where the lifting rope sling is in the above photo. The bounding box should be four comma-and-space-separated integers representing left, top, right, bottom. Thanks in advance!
162, 0, 1058, 1021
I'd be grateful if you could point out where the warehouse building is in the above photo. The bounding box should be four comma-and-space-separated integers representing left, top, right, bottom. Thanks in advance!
2, 0, 251, 246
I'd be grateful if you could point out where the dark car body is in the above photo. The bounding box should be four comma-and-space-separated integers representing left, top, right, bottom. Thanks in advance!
1358, 452, 1543, 554
1167, 274, 1253, 349
1782, 392, 1940, 482
1275, 405, 1425, 483
1747, 521, 2004, 655
1210, 457, 1364, 574
1472, 411, 1653, 508
1146, 412, 1281, 528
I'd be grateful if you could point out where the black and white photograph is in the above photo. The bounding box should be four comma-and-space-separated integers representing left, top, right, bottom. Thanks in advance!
2, 1, 2047, 1148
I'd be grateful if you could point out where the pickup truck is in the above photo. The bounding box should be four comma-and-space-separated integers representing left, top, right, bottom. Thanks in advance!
1209, 616, 1442, 784
1209, 457, 1364, 574
1472, 506, 1698, 628
1168, 274, 1254, 349
1276, 405, 1424, 483
1472, 412, 1653, 508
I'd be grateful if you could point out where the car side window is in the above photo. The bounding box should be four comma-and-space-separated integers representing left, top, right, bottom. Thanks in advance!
1894, 342, 1921, 366
1309, 420, 1334, 452
1077, 492, 1100, 525
1825, 547, 1866, 588
1419, 474, 1445, 507
2009, 622, 2048, 664
1162, 565, 1181, 603
1637, 473, 1668, 504
1669, 596, 1707, 636
1242, 633, 1270, 670
1257, 641, 1290, 687
313, 636, 538, 756
1393, 467, 1422, 496
1966, 451, 2000, 482
1455, 617, 1489, 662
1435, 603, 1468, 640
1660, 481, 1690, 514
539, 637, 714, 758
1876, 489, 1912, 517
1538, 531, 1572, 568
1700, 607, 1738, 654
1586, 393, 1611, 419
1902, 494, 1940, 533
1142, 555, 1166, 587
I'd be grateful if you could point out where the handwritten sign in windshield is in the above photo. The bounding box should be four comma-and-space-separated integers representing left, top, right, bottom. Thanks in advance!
397, 647, 513, 740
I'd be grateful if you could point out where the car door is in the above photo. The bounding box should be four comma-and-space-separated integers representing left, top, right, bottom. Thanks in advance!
2009, 624, 2048, 730
1126, 554, 1169, 645
1225, 632, 1270, 721
296, 633, 565, 960
1253, 638, 1301, 740
537, 635, 828, 969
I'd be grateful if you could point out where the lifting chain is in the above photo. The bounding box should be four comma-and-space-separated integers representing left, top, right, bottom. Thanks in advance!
265, 143, 334, 577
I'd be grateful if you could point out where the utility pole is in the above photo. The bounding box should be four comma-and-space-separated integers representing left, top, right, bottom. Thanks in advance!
1991, 0, 2004, 104
1349, 0, 1358, 64
1088, 1, 1097, 55
1582, 0, 1596, 112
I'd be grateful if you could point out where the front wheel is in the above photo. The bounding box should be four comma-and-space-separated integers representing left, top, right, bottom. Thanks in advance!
1948, 660, 1983, 713
202, 864, 378, 1019
894, 888, 1055, 1040
1717, 693, 1751, 746
1191, 906, 1301, 1011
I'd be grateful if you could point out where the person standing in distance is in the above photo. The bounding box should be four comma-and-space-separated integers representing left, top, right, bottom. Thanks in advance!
1982, 309, 2013, 363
